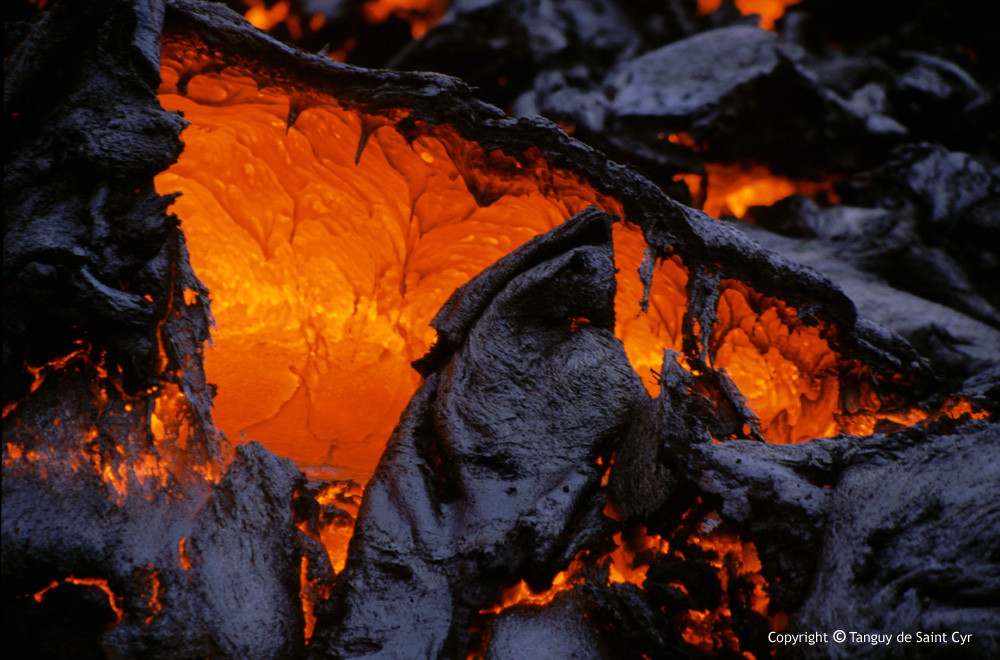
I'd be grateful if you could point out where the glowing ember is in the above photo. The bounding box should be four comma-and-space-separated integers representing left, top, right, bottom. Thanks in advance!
480, 555, 589, 615
300, 554, 332, 643
701, 163, 839, 219
309, 480, 364, 573
597, 515, 781, 659
362, 0, 449, 39
679, 523, 771, 655
140, 567, 163, 625
243, 0, 290, 32
178, 537, 193, 570
697, 0, 803, 30
607, 528, 669, 586
2, 347, 220, 509
32, 577, 124, 625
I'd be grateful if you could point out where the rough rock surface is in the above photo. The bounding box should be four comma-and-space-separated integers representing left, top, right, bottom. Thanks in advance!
608, 352, 1000, 658
790, 422, 1000, 659
310, 209, 647, 657
4, 1, 997, 659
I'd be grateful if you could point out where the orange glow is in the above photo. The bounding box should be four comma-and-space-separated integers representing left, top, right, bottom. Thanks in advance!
613, 224, 688, 394
300, 554, 331, 642
680, 525, 771, 654
309, 14, 326, 32
734, 0, 802, 30
667, 132, 698, 148
308, 480, 364, 573
4, 343, 93, 420
941, 399, 990, 420
697, 0, 723, 14
178, 537, 193, 570
141, 567, 163, 625
710, 280, 924, 443
32, 577, 124, 625
840, 394, 990, 436
480, 555, 588, 614
712, 281, 842, 443
361, 0, 449, 39
701, 163, 838, 219
607, 528, 669, 586
243, 0, 290, 31
598, 517, 779, 658
155, 30, 620, 480
697, 0, 802, 30
3, 346, 220, 511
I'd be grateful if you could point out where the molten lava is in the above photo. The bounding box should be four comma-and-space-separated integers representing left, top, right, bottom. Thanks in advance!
613, 223, 688, 394
237, 0, 448, 52
150, 25, 963, 597
243, 0, 293, 34
479, 554, 590, 615
362, 0, 449, 38
155, 31, 620, 481
701, 163, 839, 219
601, 517, 779, 659
32, 577, 124, 625
697, 0, 803, 30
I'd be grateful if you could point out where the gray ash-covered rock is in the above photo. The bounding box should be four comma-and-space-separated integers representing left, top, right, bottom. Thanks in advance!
789, 421, 1000, 659
3, 0, 202, 401
748, 144, 1000, 328
483, 590, 610, 660
309, 208, 647, 657
2, 360, 324, 657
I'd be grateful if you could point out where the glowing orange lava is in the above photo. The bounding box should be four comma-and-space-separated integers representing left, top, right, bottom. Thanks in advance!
697, 0, 802, 30
607, 528, 669, 586
243, 0, 291, 32
680, 525, 771, 655
311, 480, 364, 573
613, 223, 688, 394
155, 31, 620, 484
479, 555, 589, 615
598, 517, 780, 659
362, 0, 449, 39
701, 163, 839, 219
32, 577, 124, 625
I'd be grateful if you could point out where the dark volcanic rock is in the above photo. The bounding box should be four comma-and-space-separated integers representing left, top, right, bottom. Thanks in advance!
1, 359, 319, 657
603, 25, 860, 171
310, 208, 647, 658
3, 0, 205, 401
6, 1, 996, 658
391, 0, 639, 107
485, 591, 610, 660
747, 143, 1000, 330
789, 422, 1000, 659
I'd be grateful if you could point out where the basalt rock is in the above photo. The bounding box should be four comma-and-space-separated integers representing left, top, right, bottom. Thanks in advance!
310, 208, 647, 657
4, 1, 997, 659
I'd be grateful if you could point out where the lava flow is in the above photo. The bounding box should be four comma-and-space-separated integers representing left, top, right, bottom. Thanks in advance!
150, 19, 960, 591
